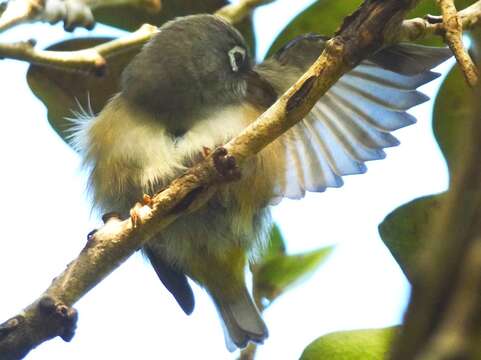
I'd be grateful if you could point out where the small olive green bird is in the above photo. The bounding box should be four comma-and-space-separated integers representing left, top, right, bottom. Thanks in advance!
73, 14, 450, 350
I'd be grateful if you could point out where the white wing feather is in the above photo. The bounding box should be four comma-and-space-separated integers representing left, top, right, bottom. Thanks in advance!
276, 62, 440, 200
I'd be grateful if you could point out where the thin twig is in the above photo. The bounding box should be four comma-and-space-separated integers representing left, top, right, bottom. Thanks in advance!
239, 343, 258, 360
0, 0, 254, 34
87, 0, 160, 12
215, 0, 274, 24
0, 0, 161, 33
238, 291, 264, 360
1, 0, 481, 76
0, 23, 158, 74
398, 0, 481, 43
437, 0, 479, 86
0, 0, 266, 74
0, 0, 44, 32
2, 0, 481, 75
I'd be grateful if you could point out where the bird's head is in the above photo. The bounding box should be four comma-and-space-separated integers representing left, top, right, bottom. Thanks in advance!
121, 14, 254, 124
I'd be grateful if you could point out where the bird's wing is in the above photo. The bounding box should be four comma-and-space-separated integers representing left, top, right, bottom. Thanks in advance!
255, 35, 451, 200
143, 246, 195, 315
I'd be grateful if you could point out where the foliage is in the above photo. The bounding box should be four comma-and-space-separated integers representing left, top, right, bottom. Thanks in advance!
379, 45, 477, 277
252, 225, 333, 306
405, 0, 475, 45
300, 327, 398, 360
27, 37, 132, 144
267, 0, 476, 57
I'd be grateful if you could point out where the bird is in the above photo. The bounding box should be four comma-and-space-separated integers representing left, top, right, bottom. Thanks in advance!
72, 14, 451, 351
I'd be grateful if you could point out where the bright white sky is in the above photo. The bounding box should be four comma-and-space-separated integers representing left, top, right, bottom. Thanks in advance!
0, 0, 453, 359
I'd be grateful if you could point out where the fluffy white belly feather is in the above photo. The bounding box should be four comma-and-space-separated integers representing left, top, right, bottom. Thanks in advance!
79, 95, 251, 212
74, 94, 281, 264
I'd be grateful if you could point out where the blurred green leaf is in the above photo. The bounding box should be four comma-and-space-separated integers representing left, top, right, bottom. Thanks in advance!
433, 60, 477, 175
378, 194, 446, 280
266, 0, 362, 57
261, 224, 286, 263
27, 37, 137, 146
93, 0, 256, 56
379, 37, 479, 279
266, 0, 475, 57
94, 0, 225, 31
300, 327, 399, 360
254, 245, 334, 302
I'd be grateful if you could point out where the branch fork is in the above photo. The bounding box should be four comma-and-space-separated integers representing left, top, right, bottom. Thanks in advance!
437, 0, 479, 86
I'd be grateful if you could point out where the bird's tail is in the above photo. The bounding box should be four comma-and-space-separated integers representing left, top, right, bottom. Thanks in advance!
213, 285, 268, 351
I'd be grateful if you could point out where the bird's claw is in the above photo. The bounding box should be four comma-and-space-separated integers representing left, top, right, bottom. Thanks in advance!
130, 202, 144, 228
212, 147, 241, 181
202, 146, 212, 158
142, 194, 153, 208
42, 0, 95, 31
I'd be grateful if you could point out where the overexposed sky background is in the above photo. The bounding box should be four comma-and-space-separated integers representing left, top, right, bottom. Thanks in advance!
0, 0, 453, 359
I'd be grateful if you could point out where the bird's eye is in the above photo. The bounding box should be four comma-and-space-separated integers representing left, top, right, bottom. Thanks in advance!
228, 46, 247, 73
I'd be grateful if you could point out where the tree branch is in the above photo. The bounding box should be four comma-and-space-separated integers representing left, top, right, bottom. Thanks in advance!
0, 0, 424, 358
0, 0, 161, 32
0, 0, 44, 32
0, 0, 266, 34
2, 0, 481, 75
398, 0, 481, 42
437, 0, 479, 86
0, 23, 157, 74
0, 0, 268, 75
215, 0, 274, 24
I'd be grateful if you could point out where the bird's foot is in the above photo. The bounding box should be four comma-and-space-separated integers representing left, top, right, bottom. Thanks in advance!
130, 202, 144, 228
142, 194, 154, 208
202, 146, 212, 158
212, 147, 241, 181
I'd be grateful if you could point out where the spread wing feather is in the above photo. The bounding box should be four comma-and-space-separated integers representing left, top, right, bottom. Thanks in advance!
256, 35, 451, 200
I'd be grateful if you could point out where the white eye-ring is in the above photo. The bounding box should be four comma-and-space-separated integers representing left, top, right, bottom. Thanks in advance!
228, 46, 246, 72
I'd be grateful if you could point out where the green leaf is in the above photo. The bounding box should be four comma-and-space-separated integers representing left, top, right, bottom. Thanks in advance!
261, 224, 286, 262
378, 194, 446, 280
266, 0, 362, 58
379, 35, 479, 278
300, 327, 399, 360
254, 245, 334, 302
433, 59, 477, 175
27, 37, 137, 146
93, 0, 256, 56
265, 0, 476, 55
94, 0, 225, 32
406, 0, 475, 18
